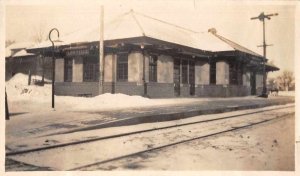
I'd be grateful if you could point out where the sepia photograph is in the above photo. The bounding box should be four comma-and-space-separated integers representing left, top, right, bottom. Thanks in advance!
1, 0, 299, 175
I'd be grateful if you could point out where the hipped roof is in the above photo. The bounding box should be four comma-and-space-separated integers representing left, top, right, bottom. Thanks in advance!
28, 10, 232, 52
209, 30, 262, 57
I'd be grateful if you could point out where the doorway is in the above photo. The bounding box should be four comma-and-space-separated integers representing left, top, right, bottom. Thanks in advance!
189, 60, 195, 96
250, 72, 256, 95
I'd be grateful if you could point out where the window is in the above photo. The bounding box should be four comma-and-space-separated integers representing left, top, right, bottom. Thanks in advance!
189, 60, 195, 84
229, 61, 238, 85
210, 60, 216, 84
117, 53, 128, 81
149, 55, 157, 82
64, 58, 73, 82
181, 60, 188, 84
237, 62, 243, 85
83, 56, 99, 82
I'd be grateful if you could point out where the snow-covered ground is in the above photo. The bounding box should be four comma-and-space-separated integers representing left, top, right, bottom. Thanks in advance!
6, 105, 295, 170
5, 73, 260, 113
278, 91, 295, 97
6, 73, 196, 112
95, 113, 295, 171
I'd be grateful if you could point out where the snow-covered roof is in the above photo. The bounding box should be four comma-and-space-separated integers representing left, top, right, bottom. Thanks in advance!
6, 42, 35, 57
208, 29, 262, 57
12, 49, 35, 57
28, 10, 232, 52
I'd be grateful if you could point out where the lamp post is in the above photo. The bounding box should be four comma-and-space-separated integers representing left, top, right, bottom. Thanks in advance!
49, 28, 60, 109
251, 12, 278, 98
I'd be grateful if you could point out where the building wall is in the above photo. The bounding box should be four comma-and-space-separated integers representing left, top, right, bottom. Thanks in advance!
216, 60, 229, 85
180, 84, 190, 97
147, 82, 174, 98
128, 51, 143, 83
73, 57, 83, 82
195, 85, 250, 97
55, 58, 64, 82
243, 71, 251, 87
104, 54, 116, 82
55, 82, 99, 97
195, 60, 210, 84
53, 51, 255, 98
256, 73, 263, 94
157, 55, 173, 83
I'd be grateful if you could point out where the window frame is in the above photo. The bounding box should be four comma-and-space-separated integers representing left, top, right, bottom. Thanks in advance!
229, 60, 238, 85
148, 55, 158, 82
64, 58, 73, 82
181, 59, 189, 84
209, 60, 216, 85
83, 56, 99, 82
117, 53, 128, 81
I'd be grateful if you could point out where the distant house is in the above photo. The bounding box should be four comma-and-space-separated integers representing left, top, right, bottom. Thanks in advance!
27, 10, 279, 97
5, 42, 52, 82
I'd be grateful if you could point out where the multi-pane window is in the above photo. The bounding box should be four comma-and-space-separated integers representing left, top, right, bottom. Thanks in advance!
83, 56, 99, 82
64, 58, 73, 82
210, 60, 216, 84
149, 55, 157, 82
117, 53, 128, 81
181, 60, 188, 84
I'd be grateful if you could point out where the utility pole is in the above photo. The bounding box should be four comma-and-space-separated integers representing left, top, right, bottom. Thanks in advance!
99, 5, 105, 94
251, 12, 278, 98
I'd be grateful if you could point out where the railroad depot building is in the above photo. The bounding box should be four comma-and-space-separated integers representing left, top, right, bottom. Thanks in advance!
5, 42, 53, 82
27, 10, 279, 98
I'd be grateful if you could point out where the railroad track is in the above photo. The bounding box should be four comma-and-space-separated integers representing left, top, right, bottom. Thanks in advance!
6, 105, 295, 170
6, 104, 294, 157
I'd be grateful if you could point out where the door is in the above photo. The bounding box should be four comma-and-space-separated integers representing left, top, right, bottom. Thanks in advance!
189, 60, 195, 96
174, 59, 181, 96
250, 72, 256, 95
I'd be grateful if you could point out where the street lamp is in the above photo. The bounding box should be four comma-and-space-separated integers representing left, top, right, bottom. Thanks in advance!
49, 28, 62, 109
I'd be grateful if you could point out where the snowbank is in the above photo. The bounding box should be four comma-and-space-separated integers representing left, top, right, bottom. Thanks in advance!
279, 91, 295, 97
6, 73, 51, 101
57, 93, 156, 111
5, 73, 164, 111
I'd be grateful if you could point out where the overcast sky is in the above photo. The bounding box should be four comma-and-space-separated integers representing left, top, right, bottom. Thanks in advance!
4, 0, 297, 78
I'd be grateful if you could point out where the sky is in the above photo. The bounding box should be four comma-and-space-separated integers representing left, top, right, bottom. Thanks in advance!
3, 0, 297, 78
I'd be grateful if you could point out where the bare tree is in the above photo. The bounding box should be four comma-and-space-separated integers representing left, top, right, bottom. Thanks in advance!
5, 40, 15, 47
276, 71, 294, 91
32, 22, 47, 44
267, 77, 277, 89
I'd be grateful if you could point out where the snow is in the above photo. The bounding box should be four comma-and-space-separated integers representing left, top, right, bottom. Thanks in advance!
6, 73, 199, 112
28, 10, 233, 52
6, 73, 51, 101
10, 49, 35, 57
278, 91, 295, 97
7, 105, 295, 170
6, 73, 293, 113
5, 42, 35, 57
